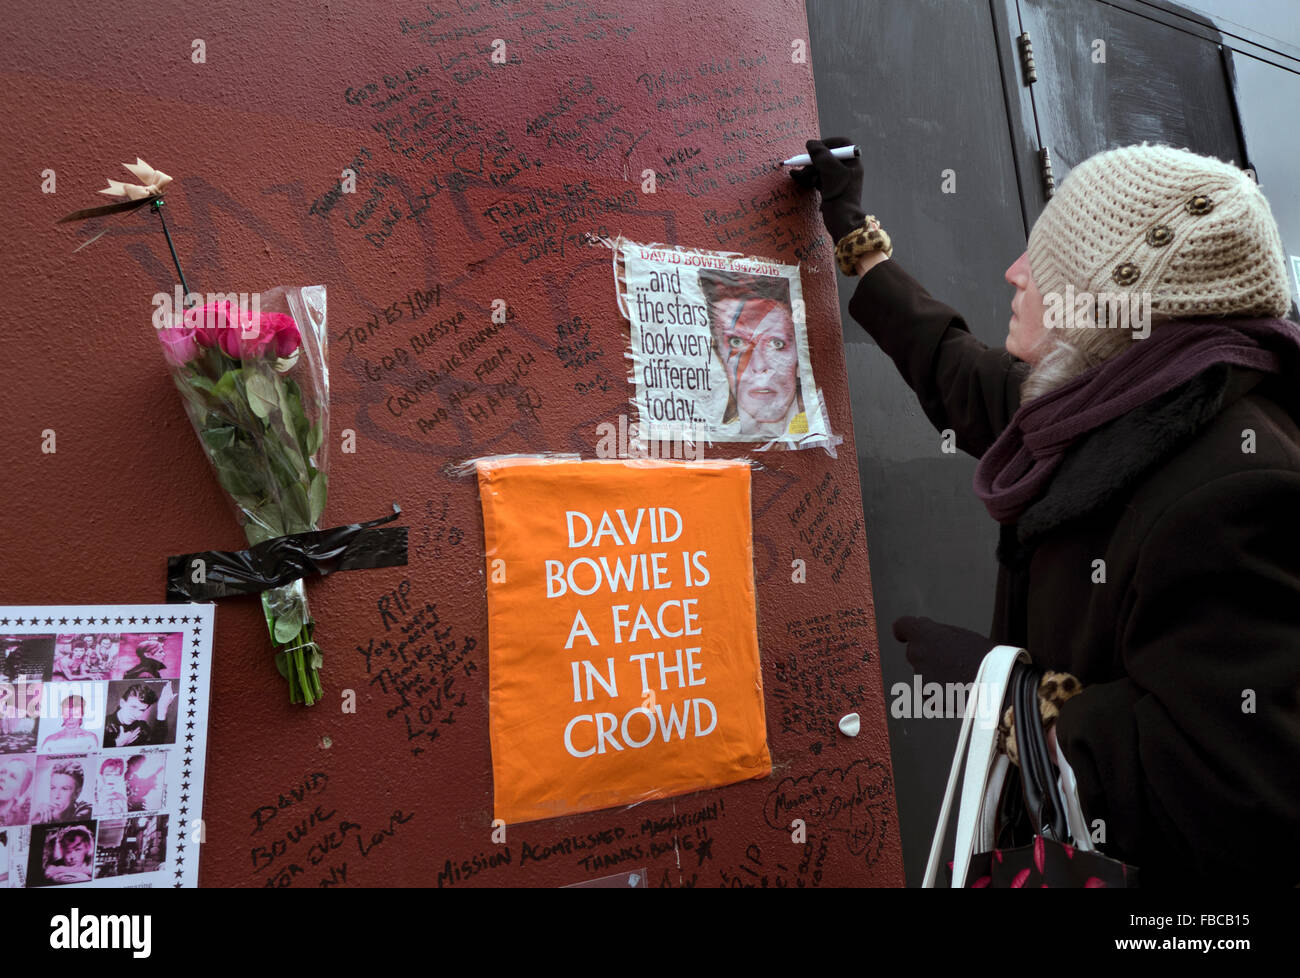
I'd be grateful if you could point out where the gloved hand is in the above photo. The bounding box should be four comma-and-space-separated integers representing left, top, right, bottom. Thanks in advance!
891, 615, 994, 686
789, 136, 866, 242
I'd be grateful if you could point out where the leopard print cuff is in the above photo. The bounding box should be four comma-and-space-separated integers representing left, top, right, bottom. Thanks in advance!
835, 215, 893, 275
997, 671, 1084, 767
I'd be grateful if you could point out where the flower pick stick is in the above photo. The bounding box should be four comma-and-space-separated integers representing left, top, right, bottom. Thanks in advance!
58, 158, 193, 301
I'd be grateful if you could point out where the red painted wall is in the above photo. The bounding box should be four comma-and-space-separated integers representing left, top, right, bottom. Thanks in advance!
0, 0, 903, 886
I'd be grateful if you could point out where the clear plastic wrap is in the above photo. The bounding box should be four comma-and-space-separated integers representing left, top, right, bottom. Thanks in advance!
155, 285, 330, 704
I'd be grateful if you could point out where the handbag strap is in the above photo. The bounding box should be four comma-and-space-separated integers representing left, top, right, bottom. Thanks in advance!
923, 645, 1028, 887
1012, 662, 1070, 842
1055, 735, 1096, 851
976, 754, 1010, 853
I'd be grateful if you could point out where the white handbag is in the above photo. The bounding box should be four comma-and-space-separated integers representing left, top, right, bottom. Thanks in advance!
923, 645, 1096, 887
922, 645, 1026, 887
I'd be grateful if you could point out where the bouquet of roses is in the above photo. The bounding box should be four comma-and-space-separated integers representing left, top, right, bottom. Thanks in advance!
156, 287, 331, 704
57, 160, 381, 707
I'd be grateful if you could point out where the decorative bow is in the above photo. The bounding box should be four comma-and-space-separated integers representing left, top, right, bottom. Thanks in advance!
57, 156, 191, 295
58, 158, 175, 224
101, 158, 173, 200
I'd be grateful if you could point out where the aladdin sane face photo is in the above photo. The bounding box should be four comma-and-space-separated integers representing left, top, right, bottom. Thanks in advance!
712, 297, 802, 431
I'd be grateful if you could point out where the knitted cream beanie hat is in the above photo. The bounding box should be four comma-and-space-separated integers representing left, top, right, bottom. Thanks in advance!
1027, 143, 1292, 319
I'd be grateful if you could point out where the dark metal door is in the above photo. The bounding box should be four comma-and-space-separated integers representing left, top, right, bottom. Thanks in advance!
1005, 0, 1249, 216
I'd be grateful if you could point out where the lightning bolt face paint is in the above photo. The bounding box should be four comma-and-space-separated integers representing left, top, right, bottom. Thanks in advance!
718, 298, 801, 424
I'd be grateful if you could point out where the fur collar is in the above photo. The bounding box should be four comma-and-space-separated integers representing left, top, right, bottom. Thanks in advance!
995, 363, 1259, 566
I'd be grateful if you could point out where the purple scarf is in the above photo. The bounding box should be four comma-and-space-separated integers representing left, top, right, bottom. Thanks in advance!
973, 316, 1300, 524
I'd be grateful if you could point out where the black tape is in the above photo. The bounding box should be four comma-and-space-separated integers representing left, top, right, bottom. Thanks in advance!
166, 504, 408, 602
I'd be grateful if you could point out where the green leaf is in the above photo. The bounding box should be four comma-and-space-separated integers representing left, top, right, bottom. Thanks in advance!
284, 483, 313, 534
278, 377, 320, 465
213, 368, 241, 401
213, 461, 259, 498
278, 382, 303, 441
283, 378, 312, 444
207, 433, 270, 501
309, 471, 328, 525
245, 372, 278, 420
245, 523, 276, 545
200, 426, 237, 451
273, 614, 301, 644
244, 507, 285, 543
262, 448, 311, 528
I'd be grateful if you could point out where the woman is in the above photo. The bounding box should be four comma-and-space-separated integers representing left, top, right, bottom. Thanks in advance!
793, 138, 1300, 885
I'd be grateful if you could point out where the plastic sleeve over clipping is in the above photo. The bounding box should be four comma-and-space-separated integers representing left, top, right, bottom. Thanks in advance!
609, 235, 841, 457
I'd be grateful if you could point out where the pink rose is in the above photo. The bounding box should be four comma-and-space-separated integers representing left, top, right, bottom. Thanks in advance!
177, 302, 302, 361
218, 317, 265, 359
184, 302, 233, 348
220, 310, 300, 360
158, 322, 200, 365
268, 313, 301, 358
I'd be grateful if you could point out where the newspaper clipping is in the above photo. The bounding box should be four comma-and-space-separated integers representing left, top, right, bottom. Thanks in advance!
616, 239, 832, 449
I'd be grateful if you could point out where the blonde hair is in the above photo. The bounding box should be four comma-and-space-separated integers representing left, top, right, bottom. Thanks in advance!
1020, 328, 1120, 401
1020, 313, 1181, 401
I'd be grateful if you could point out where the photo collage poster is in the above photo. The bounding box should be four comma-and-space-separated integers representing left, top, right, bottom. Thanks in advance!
0, 604, 214, 888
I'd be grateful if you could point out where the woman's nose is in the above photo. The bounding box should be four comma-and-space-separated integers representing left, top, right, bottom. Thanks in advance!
1006, 251, 1029, 284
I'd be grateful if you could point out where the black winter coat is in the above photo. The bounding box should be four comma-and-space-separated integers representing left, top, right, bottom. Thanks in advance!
849, 258, 1300, 886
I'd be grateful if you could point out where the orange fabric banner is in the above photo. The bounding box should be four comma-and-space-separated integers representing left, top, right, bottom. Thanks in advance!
476, 457, 771, 825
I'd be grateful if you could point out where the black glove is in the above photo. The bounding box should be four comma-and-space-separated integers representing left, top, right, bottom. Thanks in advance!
789, 136, 866, 242
891, 616, 994, 686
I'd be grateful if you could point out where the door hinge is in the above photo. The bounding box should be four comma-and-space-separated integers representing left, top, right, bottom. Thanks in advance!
1039, 146, 1056, 198
1017, 32, 1037, 84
